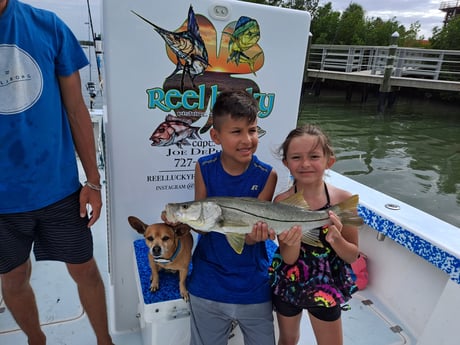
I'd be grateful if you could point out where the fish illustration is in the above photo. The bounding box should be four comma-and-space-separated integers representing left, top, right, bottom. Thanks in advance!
164, 192, 363, 254
256, 125, 266, 138
131, 6, 209, 90
224, 16, 263, 75
150, 115, 201, 148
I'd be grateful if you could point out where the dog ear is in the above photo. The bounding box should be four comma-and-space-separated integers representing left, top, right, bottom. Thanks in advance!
128, 216, 148, 235
173, 223, 192, 237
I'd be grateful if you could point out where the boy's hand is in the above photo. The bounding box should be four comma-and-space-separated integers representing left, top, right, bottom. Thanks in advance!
246, 221, 276, 244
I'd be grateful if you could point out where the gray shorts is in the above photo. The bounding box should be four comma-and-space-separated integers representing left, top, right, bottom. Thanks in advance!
0, 189, 93, 274
189, 294, 275, 345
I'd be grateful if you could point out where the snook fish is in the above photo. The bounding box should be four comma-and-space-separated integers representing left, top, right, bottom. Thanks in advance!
164, 192, 363, 254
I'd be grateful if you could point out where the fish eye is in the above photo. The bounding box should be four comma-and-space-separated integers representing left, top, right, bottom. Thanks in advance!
181, 204, 189, 210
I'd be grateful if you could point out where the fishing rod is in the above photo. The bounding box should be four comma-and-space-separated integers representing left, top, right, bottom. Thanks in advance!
86, 0, 103, 92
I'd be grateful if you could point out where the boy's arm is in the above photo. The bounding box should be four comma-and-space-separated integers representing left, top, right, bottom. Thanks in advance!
257, 170, 277, 201
246, 169, 278, 244
192, 162, 207, 235
194, 163, 207, 200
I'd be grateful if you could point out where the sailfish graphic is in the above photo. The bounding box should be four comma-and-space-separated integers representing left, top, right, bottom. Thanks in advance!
131, 6, 209, 90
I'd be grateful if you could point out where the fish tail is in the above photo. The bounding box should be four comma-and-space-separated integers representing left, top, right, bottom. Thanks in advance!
334, 195, 364, 226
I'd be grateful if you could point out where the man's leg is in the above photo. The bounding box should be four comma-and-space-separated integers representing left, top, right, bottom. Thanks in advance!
67, 258, 114, 345
1, 259, 46, 345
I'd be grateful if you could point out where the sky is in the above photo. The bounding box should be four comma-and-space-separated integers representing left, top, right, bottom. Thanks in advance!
327, 0, 446, 38
19, 0, 447, 39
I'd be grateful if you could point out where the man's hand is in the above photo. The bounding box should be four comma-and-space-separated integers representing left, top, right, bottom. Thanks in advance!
80, 186, 102, 227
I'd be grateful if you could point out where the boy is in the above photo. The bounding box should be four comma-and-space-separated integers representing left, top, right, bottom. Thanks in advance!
187, 90, 277, 345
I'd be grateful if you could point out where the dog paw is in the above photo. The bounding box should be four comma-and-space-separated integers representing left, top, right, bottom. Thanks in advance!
150, 282, 159, 292
180, 289, 190, 302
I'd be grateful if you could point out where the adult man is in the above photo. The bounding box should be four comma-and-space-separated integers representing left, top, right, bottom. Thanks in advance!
0, 1, 114, 344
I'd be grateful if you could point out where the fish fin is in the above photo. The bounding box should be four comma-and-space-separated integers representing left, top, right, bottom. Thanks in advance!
280, 190, 310, 210
334, 195, 364, 226
199, 116, 213, 134
301, 229, 324, 248
257, 126, 266, 138
166, 114, 194, 125
225, 233, 246, 254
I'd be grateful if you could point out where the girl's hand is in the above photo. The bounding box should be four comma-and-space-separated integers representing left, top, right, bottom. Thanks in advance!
325, 211, 343, 244
278, 225, 302, 246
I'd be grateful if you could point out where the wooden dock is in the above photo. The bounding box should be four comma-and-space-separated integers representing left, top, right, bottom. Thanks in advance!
305, 45, 460, 92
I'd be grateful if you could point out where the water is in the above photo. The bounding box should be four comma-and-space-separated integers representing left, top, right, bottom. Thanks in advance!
297, 89, 460, 228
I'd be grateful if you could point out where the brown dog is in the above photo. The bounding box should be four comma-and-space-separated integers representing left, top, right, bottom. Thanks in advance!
128, 216, 193, 301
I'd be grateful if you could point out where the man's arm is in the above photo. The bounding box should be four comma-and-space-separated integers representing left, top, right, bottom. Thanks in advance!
59, 71, 102, 227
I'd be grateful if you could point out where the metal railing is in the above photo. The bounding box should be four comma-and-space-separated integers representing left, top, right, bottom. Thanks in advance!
439, 1, 460, 10
307, 45, 460, 82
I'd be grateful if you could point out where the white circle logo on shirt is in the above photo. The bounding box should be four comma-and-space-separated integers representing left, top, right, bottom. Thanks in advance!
0, 44, 43, 115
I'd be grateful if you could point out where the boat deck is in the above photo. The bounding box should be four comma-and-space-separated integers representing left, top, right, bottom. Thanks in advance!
0, 247, 413, 344
0, 165, 414, 345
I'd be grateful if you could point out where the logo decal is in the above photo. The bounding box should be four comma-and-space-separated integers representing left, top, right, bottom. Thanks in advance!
0, 45, 43, 115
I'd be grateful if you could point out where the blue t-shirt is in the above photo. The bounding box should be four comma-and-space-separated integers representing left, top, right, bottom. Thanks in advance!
187, 151, 274, 304
0, 0, 89, 213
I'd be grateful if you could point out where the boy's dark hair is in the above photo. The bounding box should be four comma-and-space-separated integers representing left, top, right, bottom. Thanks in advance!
212, 90, 258, 130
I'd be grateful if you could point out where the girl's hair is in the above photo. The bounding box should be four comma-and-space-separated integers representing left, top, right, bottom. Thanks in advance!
278, 124, 334, 160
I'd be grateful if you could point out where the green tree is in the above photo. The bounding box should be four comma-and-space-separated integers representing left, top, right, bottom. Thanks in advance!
398, 21, 429, 47
240, 0, 267, 4
335, 3, 366, 45
430, 16, 460, 50
309, 2, 340, 44
364, 17, 400, 46
282, 0, 319, 16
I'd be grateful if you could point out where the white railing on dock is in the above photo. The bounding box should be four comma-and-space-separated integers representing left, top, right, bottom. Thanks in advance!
308, 44, 460, 83
439, 1, 460, 10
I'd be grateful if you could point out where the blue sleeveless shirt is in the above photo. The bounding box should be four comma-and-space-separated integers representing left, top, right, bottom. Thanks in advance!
187, 151, 274, 304
0, 0, 88, 213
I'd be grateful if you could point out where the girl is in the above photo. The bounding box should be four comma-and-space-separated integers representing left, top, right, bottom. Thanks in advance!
269, 124, 359, 345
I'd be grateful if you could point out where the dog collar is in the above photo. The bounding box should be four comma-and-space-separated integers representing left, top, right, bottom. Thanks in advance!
153, 240, 182, 264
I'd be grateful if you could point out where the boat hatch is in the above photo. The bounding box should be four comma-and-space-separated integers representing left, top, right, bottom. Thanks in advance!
341, 292, 413, 345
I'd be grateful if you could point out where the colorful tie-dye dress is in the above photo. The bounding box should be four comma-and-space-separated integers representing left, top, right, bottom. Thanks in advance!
269, 185, 357, 309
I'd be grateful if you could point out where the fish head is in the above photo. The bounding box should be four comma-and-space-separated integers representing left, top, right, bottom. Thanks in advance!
164, 200, 222, 230
150, 121, 176, 146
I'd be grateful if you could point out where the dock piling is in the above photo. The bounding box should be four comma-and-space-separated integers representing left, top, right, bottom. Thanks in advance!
378, 32, 400, 113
